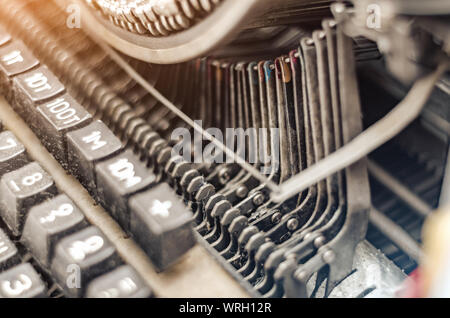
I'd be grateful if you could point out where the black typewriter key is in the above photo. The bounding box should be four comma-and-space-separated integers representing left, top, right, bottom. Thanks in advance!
0, 40, 39, 99
0, 27, 11, 47
0, 263, 46, 298
0, 162, 57, 236
21, 194, 87, 267
86, 265, 152, 298
129, 183, 195, 271
0, 41, 39, 77
51, 226, 121, 297
34, 94, 92, 166
0, 131, 28, 176
66, 120, 123, 193
0, 228, 20, 271
13, 65, 65, 116
96, 150, 156, 232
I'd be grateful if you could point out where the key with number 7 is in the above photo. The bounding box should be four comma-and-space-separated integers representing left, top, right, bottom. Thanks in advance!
0, 131, 28, 177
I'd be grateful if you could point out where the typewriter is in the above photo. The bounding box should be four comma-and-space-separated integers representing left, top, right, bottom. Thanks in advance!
0, 0, 448, 298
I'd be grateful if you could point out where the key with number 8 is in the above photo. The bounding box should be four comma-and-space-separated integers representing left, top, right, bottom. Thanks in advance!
0, 162, 58, 236
51, 226, 121, 297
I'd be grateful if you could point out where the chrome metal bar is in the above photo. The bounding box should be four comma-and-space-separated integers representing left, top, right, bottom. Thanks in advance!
369, 207, 423, 262
440, 147, 450, 207
368, 160, 433, 218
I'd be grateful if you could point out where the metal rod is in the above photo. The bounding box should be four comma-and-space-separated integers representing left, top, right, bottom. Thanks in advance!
96, 39, 279, 192
440, 147, 450, 208
369, 207, 423, 262
271, 63, 449, 203
368, 160, 433, 218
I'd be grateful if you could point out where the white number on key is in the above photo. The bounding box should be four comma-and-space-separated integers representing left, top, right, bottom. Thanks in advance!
68, 236, 104, 261
9, 172, 43, 192
0, 241, 8, 254
40, 203, 74, 224
1, 274, 32, 297
0, 138, 17, 151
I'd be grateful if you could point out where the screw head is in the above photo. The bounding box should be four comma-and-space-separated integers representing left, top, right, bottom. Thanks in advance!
271, 211, 282, 224
303, 232, 312, 241
314, 236, 325, 248
322, 250, 336, 264
218, 168, 230, 184
253, 192, 265, 206
236, 186, 248, 198
287, 218, 299, 231
295, 270, 308, 282
333, 2, 345, 13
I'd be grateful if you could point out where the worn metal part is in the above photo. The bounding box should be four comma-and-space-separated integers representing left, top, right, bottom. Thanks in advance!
440, 148, 450, 207
4, 0, 448, 299
55, 0, 266, 63
309, 241, 407, 298
271, 62, 449, 203
338, 1, 449, 84
55, 0, 335, 63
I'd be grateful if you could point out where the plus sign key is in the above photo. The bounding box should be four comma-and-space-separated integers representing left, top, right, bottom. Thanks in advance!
96, 150, 156, 232
129, 183, 195, 271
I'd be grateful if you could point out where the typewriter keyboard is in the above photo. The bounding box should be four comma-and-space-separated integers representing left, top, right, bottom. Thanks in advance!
0, 25, 245, 297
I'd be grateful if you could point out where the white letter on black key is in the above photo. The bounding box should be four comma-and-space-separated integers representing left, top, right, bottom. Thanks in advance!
13, 65, 65, 117
66, 120, 123, 193
96, 150, 156, 232
0, 40, 39, 101
34, 94, 92, 166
